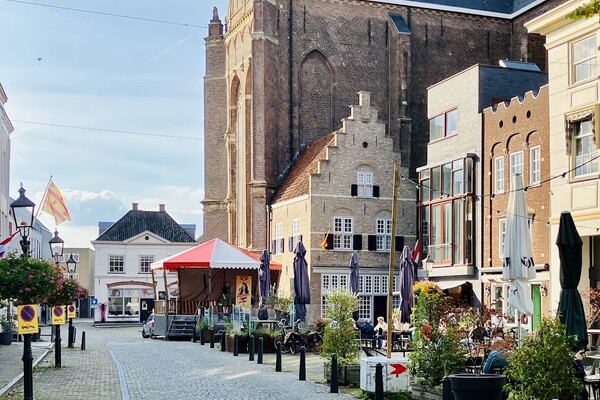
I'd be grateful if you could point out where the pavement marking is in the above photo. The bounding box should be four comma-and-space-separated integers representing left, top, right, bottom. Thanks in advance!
109, 347, 130, 400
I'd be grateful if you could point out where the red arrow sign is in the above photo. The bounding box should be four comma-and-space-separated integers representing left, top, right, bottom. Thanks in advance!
390, 363, 407, 375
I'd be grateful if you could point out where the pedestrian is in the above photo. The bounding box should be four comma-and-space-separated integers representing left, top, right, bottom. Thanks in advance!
220, 282, 231, 314
374, 316, 388, 349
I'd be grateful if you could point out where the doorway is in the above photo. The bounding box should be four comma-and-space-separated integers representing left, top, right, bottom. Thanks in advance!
140, 298, 155, 322
373, 295, 387, 323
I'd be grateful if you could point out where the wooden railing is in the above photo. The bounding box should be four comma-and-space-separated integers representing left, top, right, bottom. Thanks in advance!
154, 300, 211, 315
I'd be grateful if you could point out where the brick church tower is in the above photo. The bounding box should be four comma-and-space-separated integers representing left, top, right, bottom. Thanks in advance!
202, 0, 564, 250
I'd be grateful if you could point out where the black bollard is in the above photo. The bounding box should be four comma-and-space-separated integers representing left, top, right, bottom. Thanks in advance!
257, 337, 263, 364
55, 325, 62, 368
221, 331, 226, 352
249, 335, 254, 361
375, 363, 384, 400
299, 346, 306, 381
210, 329, 215, 348
200, 329, 205, 345
330, 353, 338, 393
275, 341, 282, 372
193, 327, 198, 343
81, 331, 86, 351
72, 327, 76, 347
233, 334, 239, 356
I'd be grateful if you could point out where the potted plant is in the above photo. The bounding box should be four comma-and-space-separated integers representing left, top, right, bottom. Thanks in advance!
196, 316, 214, 343
0, 314, 14, 345
321, 289, 360, 386
503, 316, 584, 400
408, 282, 466, 392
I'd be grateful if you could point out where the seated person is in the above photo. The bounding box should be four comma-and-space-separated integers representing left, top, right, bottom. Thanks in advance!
482, 350, 510, 374
374, 316, 388, 349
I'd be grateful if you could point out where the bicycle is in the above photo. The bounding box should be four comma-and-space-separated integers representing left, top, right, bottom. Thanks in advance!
303, 327, 323, 355
276, 319, 304, 355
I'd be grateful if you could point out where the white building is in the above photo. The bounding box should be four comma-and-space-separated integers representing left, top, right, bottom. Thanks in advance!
91, 203, 196, 323
0, 83, 13, 240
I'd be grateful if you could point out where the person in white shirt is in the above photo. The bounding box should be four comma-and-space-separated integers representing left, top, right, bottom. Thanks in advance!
374, 316, 388, 349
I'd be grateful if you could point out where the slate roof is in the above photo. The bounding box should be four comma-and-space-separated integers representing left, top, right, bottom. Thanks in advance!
375, 0, 541, 15
95, 210, 196, 242
273, 133, 336, 203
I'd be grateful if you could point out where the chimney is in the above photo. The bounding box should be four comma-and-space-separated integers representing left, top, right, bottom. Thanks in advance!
132, 203, 139, 211
159, 204, 166, 212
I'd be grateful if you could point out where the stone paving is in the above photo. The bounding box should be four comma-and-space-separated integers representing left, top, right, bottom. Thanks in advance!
0, 320, 357, 400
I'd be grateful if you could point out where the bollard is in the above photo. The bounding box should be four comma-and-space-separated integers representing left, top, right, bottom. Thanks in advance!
193, 327, 198, 343
248, 335, 254, 361
221, 331, 226, 352
275, 341, 282, 372
233, 334, 239, 356
199, 328, 205, 345
80, 331, 86, 351
210, 329, 215, 348
299, 346, 306, 381
330, 353, 338, 393
257, 337, 263, 364
54, 325, 62, 368
72, 327, 76, 347
375, 363, 384, 400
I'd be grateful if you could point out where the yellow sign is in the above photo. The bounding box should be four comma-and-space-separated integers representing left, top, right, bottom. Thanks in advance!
67, 304, 76, 319
235, 275, 252, 311
51, 306, 66, 325
17, 304, 38, 334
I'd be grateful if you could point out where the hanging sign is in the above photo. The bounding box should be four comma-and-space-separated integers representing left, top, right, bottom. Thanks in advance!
51, 306, 66, 325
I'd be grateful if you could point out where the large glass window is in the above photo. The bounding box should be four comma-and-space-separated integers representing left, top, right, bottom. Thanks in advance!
429, 109, 458, 141
334, 217, 353, 250
109, 255, 124, 273
108, 289, 140, 316
572, 36, 597, 83
574, 119, 598, 177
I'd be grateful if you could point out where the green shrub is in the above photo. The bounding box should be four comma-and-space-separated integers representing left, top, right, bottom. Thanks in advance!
321, 289, 359, 364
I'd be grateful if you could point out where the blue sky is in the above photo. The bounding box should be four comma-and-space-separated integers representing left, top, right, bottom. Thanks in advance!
0, 0, 228, 247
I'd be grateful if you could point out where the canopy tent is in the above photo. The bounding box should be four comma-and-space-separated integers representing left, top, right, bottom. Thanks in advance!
150, 238, 281, 311
150, 238, 282, 271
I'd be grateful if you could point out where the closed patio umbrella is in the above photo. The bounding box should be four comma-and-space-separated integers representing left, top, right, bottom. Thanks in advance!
502, 174, 536, 343
293, 241, 311, 322
557, 211, 588, 351
349, 253, 359, 294
399, 245, 415, 324
259, 249, 271, 302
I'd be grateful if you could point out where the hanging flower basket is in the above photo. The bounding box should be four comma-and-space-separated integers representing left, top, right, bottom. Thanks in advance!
0, 255, 59, 305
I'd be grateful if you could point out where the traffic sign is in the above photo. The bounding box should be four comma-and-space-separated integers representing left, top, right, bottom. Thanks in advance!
91, 297, 98, 306
18, 305, 38, 334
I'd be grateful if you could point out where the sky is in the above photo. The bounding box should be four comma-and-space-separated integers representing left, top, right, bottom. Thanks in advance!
0, 0, 228, 248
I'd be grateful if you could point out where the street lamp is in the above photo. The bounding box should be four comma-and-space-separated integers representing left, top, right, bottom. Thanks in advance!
48, 231, 65, 366
65, 254, 77, 348
424, 254, 435, 281
9, 185, 35, 400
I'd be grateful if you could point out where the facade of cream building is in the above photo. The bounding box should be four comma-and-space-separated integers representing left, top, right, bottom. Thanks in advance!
527, 1, 600, 312
270, 92, 416, 323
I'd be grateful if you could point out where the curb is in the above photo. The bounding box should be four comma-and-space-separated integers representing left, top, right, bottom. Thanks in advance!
0, 343, 54, 397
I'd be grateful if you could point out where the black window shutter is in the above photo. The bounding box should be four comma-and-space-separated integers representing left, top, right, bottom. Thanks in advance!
326, 234, 334, 250
288, 237, 294, 252
373, 185, 380, 198
367, 235, 376, 251
395, 236, 405, 250
271, 240, 276, 254
351, 184, 358, 196
299, 234, 303, 243
353, 234, 363, 250
279, 238, 285, 253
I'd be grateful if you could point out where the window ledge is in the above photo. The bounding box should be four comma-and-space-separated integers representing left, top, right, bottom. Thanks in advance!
568, 173, 600, 184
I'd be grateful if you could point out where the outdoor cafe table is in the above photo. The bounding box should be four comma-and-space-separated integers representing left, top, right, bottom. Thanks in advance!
584, 374, 600, 400
392, 330, 412, 352
252, 320, 281, 332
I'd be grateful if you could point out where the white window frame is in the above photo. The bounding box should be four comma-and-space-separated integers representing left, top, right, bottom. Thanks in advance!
333, 216, 353, 250
574, 119, 598, 177
530, 146, 541, 186
108, 255, 124, 273
494, 157, 505, 194
292, 218, 301, 248
510, 151, 524, 176
275, 222, 284, 253
375, 218, 391, 251
139, 255, 154, 274
572, 35, 597, 84
499, 216, 533, 259
321, 273, 348, 317
357, 171, 373, 197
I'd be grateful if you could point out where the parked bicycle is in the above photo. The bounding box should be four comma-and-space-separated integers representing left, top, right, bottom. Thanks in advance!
302, 326, 323, 355
276, 319, 304, 354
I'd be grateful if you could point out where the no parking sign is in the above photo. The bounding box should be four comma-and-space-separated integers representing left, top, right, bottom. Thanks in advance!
67, 304, 76, 318
51, 306, 66, 325
17, 304, 38, 334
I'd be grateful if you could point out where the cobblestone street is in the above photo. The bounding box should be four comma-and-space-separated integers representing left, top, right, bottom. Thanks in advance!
0, 321, 357, 400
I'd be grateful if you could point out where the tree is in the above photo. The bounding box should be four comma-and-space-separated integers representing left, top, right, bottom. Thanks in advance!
568, 1, 600, 20
321, 289, 359, 364
0, 255, 60, 305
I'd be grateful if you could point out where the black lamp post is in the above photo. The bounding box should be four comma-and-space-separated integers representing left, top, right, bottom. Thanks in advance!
65, 254, 77, 348
10, 185, 36, 400
48, 230, 65, 363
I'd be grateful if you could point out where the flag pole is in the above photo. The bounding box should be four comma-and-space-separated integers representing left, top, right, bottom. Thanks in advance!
34, 175, 53, 220
386, 162, 400, 359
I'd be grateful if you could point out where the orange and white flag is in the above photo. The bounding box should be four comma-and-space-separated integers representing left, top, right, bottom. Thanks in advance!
41, 180, 71, 225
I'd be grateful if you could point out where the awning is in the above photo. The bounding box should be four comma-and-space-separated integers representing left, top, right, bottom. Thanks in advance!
434, 280, 469, 290
150, 238, 282, 271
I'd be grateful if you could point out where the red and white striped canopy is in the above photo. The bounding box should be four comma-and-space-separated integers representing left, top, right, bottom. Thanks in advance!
150, 238, 281, 271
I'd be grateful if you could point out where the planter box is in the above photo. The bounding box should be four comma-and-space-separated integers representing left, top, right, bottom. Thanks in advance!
324, 363, 360, 387
225, 335, 250, 353
0, 331, 12, 345
448, 373, 506, 400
